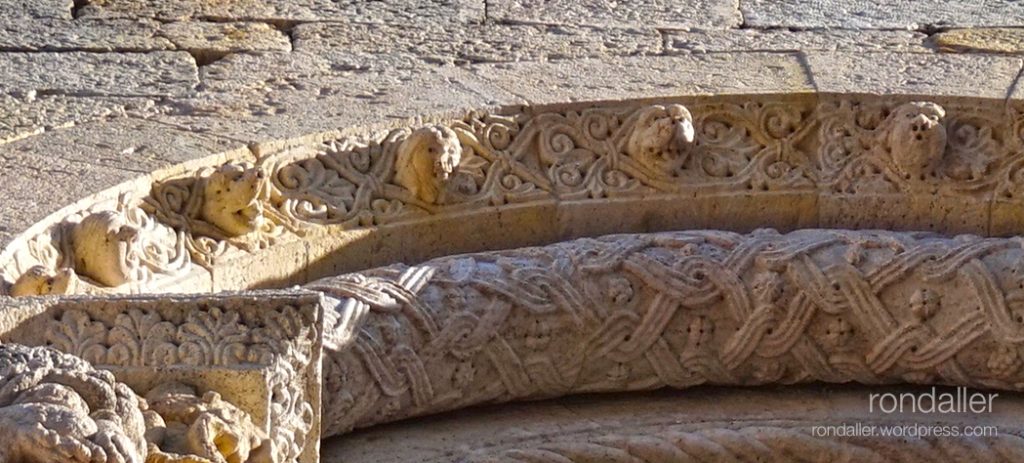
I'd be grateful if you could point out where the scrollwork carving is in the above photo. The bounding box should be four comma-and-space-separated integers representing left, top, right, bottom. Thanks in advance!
70, 204, 191, 289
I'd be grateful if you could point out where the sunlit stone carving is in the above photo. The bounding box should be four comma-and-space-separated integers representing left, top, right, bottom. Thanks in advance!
0, 343, 147, 463
9, 265, 78, 296
311, 229, 1024, 435
145, 382, 267, 463
880, 101, 948, 180
69, 206, 190, 289
201, 163, 268, 238
624, 104, 695, 175
394, 125, 463, 204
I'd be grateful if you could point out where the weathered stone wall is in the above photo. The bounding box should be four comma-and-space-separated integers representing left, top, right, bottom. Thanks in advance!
3, 0, 1024, 257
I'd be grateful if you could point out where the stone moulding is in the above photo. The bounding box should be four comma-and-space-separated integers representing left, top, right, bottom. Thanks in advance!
3, 91, 1024, 461
309, 229, 1024, 436
0, 290, 324, 463
3, 94, 1024, 296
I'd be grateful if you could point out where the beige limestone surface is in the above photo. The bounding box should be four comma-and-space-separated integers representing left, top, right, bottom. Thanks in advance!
3, 1, 1024, 462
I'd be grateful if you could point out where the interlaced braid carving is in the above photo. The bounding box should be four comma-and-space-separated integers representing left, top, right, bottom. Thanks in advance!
312, 229, 1024, 436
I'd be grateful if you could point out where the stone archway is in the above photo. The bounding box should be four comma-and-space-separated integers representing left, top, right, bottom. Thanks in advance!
2, 92, 1024, 462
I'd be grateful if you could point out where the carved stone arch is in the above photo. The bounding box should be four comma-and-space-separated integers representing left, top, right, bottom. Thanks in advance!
2, 92, 1024, 462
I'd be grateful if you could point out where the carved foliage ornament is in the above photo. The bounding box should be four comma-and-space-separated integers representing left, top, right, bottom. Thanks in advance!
4, 98, 1022, 295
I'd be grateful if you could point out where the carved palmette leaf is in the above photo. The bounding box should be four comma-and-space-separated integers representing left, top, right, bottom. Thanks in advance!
177, 307, 249, 366
250, 305, 313, 365
45, 310, 108, 364
107, 308, 177, 366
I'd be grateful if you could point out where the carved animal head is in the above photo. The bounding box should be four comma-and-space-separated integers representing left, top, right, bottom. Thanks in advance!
626, 104, 695, 174
71, 210, 140, 287
9, 265, 78, 296
394, 125, 463, 204
145, 382, 266, 463
201, 163, 267, 237
881, 101, 947, 179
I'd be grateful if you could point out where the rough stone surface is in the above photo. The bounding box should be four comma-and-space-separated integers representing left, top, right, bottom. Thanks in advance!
158, 21, 291, 59
742, 0, 1024, 29
805, 52, 1023, 98
487, 0, 741, 28
467, 52, 813, 104
0, 0, 71, 20
664, 29, 930, 53
79, 0, 485, 24
933, 28, 1024, 54
0, 94, 156, 144
148, 52, 518, 148
5, 3, 1024, 462
0, 51, 198, 97
0, 18, 171, 51
292, 22, 661, 65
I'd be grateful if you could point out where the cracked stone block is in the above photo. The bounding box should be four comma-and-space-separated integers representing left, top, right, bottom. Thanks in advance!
487, 0, 741, 28
0, 18, 171, 52
79, 0, 484, 24
465, 53, 813, 105
804, 52, 1023, 98
664, 29, 929, 53
158, 21, 292, 61
148, 51, 519, 150
293, 22, 660, 65
742, 0, 1024, 29
0, 51, 198, 97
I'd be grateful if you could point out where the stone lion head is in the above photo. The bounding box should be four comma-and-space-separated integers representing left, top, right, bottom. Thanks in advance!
625, 104, 695, 175
394, 125, 463, 204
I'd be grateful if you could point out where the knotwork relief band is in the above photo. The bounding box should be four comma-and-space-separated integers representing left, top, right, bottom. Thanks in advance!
2, 93, 1024, 462
310, 229, 1024, 435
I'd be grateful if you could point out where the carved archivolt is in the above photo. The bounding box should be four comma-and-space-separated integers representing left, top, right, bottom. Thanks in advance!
310, 229, 1024, 435
3, 96, 1022, 295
